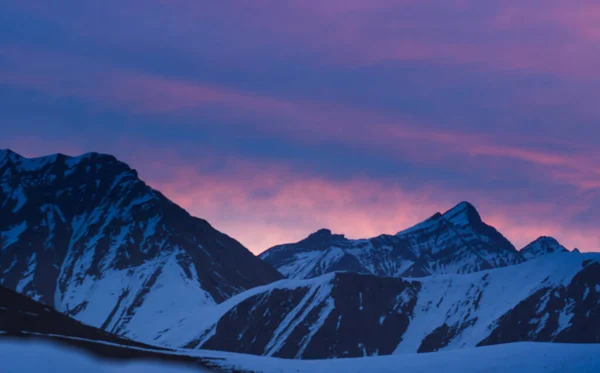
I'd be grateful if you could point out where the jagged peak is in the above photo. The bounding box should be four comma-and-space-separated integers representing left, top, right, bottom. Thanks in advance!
0, 148, 19, 163
1, 148, 120, 164
0, 149, 137, 178
0, 148, 16, 156
303, 228, 346, 243
528, 236, 561, 245
397, 201, 483, 236
520, 236, 569, 259
0, 148, 59, 171
522, 235, 566, 248
260, 228, 347, 258
441, 201, 482, 226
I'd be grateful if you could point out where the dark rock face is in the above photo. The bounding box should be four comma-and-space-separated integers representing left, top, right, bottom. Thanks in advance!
0, 149, 281, 344
261, 201, 523, 279
198, 273, 421, 359
303, 273, 419, 359
418, 323, 455, 353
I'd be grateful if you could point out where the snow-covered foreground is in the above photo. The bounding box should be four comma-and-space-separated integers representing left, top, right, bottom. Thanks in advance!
192, 342, 600, 373
2, 338, 600, 373
0, 338, 212, 373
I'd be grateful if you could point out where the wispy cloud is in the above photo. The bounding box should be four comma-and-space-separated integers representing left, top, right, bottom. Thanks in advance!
1, 1, 599, 252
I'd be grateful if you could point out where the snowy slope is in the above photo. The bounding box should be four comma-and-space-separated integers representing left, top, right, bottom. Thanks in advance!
0, 149, 281, 345
3, 338, 600, 373
183, 253, 600, 358
520, 236, 570, 260
260, 202, 523, 279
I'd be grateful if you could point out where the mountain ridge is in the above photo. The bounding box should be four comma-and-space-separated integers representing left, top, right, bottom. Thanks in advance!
520, 236, 570, 260
260, 201, 527, 279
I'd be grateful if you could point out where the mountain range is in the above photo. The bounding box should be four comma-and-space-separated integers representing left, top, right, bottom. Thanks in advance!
0, 149, 597, 367
260, 202, 570, 280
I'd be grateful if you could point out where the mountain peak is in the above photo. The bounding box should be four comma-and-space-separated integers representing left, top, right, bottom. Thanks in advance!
531, 236, 560, 245
396, 202, 483, 236
520, 236, 569, 260
441, 201, 482, 226
305, 228, 345, 242
0, 148, 18, 163
0, 149, 138, 179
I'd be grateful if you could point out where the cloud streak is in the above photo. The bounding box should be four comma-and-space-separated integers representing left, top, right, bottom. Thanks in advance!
1, 1, 599, 253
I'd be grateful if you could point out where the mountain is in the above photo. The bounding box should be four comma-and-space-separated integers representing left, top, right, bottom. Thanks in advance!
0, 149, 281, 344
520, 236, 570, 260
183, 253, 600, 359
260, 201, 523, 279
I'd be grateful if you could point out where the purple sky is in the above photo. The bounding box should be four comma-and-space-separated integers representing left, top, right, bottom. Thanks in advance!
1, 0, 599, 253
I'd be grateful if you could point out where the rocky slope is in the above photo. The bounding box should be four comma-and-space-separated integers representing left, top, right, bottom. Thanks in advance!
185, 252, 599, 359
261, 202, 524, 279
0, 149, 281, 344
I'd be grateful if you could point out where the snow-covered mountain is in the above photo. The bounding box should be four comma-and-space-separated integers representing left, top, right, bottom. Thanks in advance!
0, 149, 281, 344
260, 202, 524, 279
520, 236, 570, 260
185, 253, 600, 359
